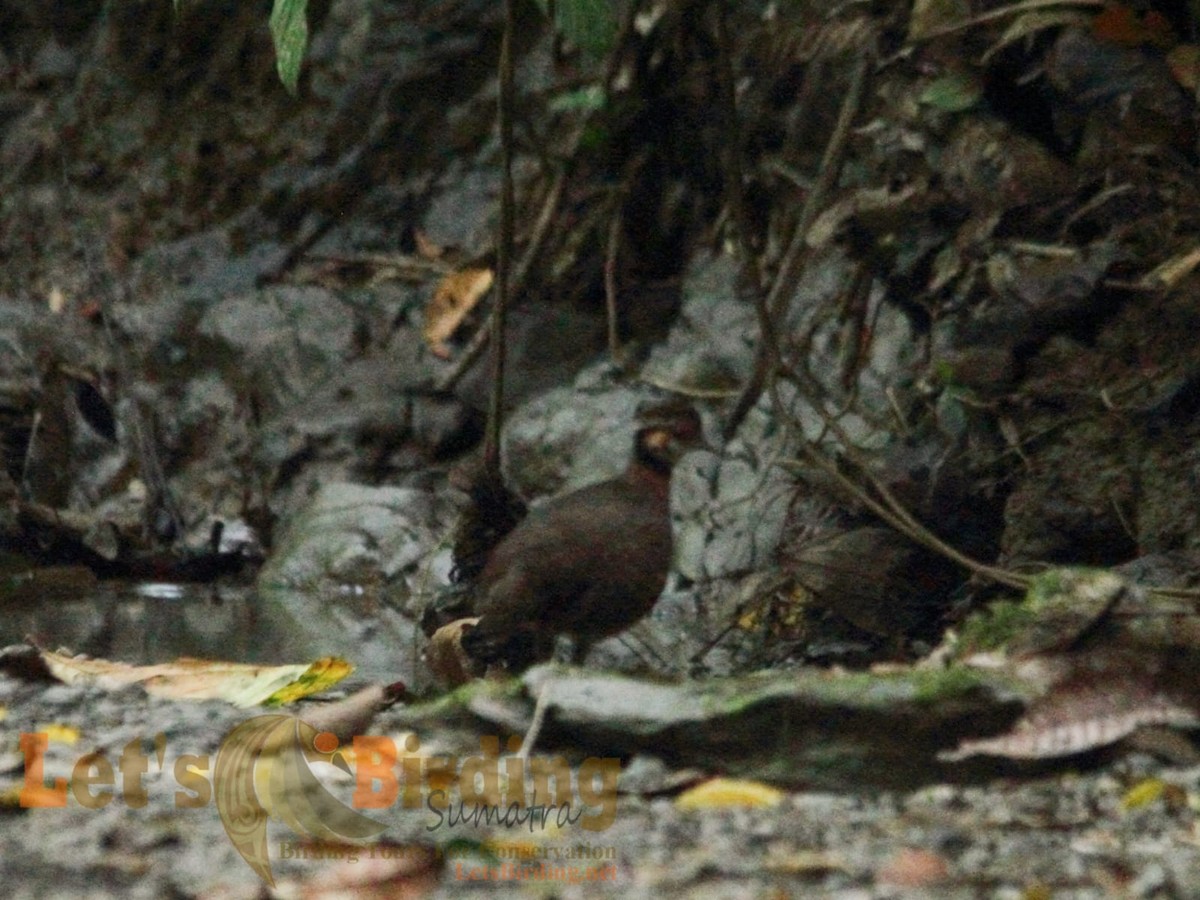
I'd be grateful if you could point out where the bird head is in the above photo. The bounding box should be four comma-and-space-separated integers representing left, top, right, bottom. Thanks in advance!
633, 400, 708, 474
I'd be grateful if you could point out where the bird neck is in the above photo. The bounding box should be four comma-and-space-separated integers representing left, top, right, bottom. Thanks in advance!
627, 439, 673, 500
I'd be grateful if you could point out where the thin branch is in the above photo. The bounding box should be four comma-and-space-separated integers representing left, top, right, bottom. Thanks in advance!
908, 0, 1105, 45
482, 0, 518, 480
725, 45, 872, 438
712, 0, 776, 429
714, 0, 766, 300
782, 446, 1030, 590
604, 206, 622, 359
433, 167, 567, 394
435, 0, 643, 395
60, 156, 184, 542
775, 345, 1200, 601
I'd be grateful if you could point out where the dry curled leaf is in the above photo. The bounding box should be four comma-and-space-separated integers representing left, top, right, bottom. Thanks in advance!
945, 569, 1200, 763
423, 267, 493, 359
425, 617, 483, 686
940, 677, 1200, 762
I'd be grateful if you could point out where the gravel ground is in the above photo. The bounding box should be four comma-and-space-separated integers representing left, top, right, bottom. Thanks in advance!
3, 672, 1198, 898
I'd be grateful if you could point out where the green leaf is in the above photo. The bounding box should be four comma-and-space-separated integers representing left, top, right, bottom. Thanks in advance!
548, 84, 606, 113
534, 0, 619, 56
270, 0, 309, 95
919, 71, 982, 113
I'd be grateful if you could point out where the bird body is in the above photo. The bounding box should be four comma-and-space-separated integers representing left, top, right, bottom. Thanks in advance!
461, 402, 702, 668
783, 525, 954, 640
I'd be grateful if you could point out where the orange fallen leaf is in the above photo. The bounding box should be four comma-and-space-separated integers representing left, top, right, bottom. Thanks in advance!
423, 267, 493, 358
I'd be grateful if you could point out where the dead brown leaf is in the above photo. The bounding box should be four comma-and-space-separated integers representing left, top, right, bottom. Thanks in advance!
30, 644, 352, 707
425, 617, 483, 686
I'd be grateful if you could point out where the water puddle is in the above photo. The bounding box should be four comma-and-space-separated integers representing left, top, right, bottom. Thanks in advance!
1, 567, 424, 686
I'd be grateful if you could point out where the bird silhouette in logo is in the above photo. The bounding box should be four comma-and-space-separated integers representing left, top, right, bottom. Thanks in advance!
214, 715, 387, 886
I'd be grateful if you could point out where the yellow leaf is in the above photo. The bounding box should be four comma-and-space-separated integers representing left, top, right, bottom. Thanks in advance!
737, 608, 761, 630
34, 645, 353, 708
1122, 777, 1165, 811
36, 723, 80, 745
675, 778, 784, 811
0, 785, 25, 808
264, 657, 355, 705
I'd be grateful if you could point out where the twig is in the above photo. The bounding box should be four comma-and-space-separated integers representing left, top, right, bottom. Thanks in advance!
779, 352, 1200, 602
604, 207, 622, 359
769, 48, 871, 326
714, 0, 767, 299
302, 252, 451, 278
797, 433, 1200, 603
772, 350, 1032, 589
482, 0, 518, 479
907, 0, 1105, 45
781, 446, 1029, 590
433, 168, 567, 394
59, 156, 184, 542
636, 371, 740, 398
435, 0, 643, 394
725, 45, 873, 438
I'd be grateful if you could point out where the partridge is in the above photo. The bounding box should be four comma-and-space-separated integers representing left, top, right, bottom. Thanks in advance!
782, 525, 957, 641
460, 400, 704, 669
